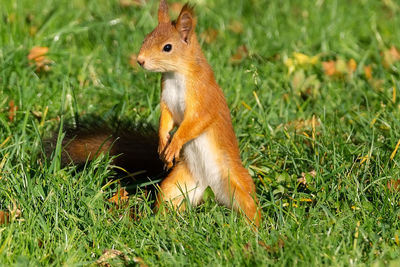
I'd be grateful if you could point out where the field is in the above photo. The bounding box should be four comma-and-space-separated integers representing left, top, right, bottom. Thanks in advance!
1, 0, 400, 265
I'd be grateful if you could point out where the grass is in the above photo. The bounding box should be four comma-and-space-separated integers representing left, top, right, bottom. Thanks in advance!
1, 0, 400, 265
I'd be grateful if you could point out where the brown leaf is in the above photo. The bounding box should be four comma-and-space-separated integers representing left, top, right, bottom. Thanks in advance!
364, 65, 373, 80
230, 45, 249, 64
390, 46, 400, 60
0, 211, 9, 225
323, 58, 358, 78
8, 100, 17, 122
382, 46, 400, 69
228, 20, 244, 34
133, 257, 148, 267
108, 188, 129, 206
322, 60, 336, 76
28, 46, 48, 62
28, 46, 51, 72
200, 28, 218, 44
387, 179, 400, 192
0, 202, 20, 225
297, 175, 307, 185
96, 249, 129, 266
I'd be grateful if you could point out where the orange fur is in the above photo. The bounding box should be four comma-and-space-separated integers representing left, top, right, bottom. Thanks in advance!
138, 0, 261, 226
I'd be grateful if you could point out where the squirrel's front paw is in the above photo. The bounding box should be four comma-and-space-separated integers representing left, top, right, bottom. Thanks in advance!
158, 133, 170, 156
163, 138, 182, 167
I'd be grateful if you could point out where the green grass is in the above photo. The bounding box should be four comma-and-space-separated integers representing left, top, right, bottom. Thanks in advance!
1, 0, 400, 265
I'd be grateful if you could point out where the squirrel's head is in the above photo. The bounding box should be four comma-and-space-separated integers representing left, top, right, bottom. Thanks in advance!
137, 0, 197, 72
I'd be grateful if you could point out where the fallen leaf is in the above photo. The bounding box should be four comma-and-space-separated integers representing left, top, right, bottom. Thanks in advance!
284, 58, 295, 75
309, 170, 316, 177
0, 211, 9, 225
298, 170, 316, 185
28, 46, 51, 72
297, 175, 307, 185
8, 100, 17, 122
108, 188, 129, 206
230, 45, 248, 64
387, 179, 400, 192
0, 201, 21, 225
31, 110, 43, 120
291, 70, 305, 91
284, 53, 319, 75
293, 52, 319, 65
322, 60, 336, 76
291, 70, 321, 99
323, 58, 358, 78
335, 58, 348, 74
28, 46, 48, 62
347, 58, 357, 73
364, 65, 372, 80
382, 46, 400, 69
200, 28, 218, 44
96, 249, 129, 267
133, 257, 148, 267
228, 20, 244, 34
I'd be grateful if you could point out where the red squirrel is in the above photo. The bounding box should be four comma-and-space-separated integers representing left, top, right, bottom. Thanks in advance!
137, 0, 261, 226
54, 0, 261, 226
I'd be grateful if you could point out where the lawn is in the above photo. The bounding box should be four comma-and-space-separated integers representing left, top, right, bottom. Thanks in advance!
1, 0, 400, 265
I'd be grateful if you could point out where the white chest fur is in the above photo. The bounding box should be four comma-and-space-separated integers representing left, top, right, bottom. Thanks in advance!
162, 72, 225, 205
183, 133, 226, 205
162, 72, 186, 124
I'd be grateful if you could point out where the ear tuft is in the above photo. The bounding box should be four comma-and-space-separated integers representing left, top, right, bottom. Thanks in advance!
175, 3, 196, 43
158, 0, 170, 24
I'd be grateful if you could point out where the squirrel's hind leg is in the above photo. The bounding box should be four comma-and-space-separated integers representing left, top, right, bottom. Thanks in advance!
156, 161, 205, 211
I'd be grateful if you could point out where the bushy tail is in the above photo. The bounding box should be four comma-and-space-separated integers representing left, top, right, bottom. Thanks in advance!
46, 123, 164, 179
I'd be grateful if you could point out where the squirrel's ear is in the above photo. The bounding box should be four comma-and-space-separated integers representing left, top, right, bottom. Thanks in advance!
158, 0, 170, 24
175, 4, 196, 44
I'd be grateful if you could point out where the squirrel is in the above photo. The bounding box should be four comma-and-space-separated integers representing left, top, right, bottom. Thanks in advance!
137, 0, 261, 226
54, 0, 261, 226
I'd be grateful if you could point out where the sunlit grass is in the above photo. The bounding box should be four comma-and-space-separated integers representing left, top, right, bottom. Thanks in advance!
1, 0, 400, 265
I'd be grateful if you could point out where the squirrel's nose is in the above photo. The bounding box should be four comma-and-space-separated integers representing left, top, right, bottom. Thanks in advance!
137, 56, 145, 66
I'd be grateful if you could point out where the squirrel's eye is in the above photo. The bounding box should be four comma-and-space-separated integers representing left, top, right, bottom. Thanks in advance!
163, 44, 172, 52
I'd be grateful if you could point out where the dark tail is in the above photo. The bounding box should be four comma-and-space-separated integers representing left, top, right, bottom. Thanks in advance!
45, 122, 165, 179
